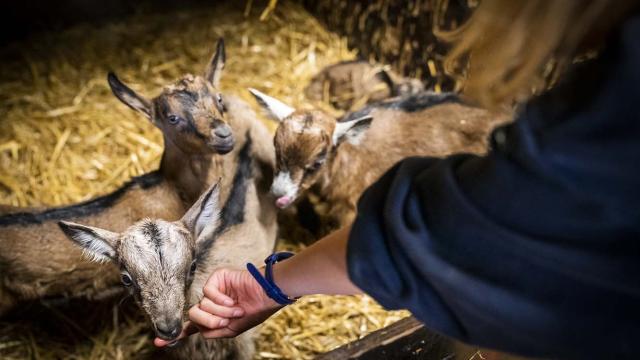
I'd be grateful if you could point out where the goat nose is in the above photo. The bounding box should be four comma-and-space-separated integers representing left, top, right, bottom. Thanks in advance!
156, 320, 182, 340
214, 125, 231, 138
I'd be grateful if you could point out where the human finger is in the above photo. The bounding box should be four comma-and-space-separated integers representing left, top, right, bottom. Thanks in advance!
199, 297, 244, 318
189, 304, 230, 330
200, 327, 238, 339
203, 273, 235, 306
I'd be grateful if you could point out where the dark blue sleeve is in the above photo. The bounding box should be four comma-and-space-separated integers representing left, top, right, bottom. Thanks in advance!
347, 16, 640, 360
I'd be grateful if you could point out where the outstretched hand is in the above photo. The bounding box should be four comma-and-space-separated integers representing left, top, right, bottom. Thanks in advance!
154, 267, 282, 347
154, 226, 359, 347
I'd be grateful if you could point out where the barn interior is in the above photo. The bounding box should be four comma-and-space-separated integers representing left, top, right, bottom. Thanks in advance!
0, 0, 476, 358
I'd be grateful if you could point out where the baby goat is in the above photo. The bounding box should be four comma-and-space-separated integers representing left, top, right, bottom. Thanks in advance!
59, 160, 272, 359
0, 39, 275, 315
250, 89, 511, 229
304, 60, 424, 111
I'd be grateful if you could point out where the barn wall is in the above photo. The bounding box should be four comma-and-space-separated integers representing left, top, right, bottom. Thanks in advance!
302, 0, 474, 91
0, 0, 234, 46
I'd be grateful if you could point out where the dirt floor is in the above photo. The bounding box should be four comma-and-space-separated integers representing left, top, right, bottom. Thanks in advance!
0, 1, 409, 359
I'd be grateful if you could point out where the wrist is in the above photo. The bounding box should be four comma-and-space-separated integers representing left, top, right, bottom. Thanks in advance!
270, 257, 300, 298
249, 267, 282, 310
246, 252, 299, 307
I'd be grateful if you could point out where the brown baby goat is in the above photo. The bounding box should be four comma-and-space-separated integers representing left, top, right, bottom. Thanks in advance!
0, 39, 276, 315
250, 88, 511, 229
304, 60, 424, 111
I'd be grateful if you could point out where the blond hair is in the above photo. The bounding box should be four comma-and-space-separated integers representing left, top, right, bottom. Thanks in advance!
436, 0, 638, 109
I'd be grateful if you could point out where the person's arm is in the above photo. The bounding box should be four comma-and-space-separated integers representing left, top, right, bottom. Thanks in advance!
271, 225, 362, 297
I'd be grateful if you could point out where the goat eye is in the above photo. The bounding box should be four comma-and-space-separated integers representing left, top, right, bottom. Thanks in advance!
215, 94, 225, 113
189, 261, 197, 275
307, 158, 325, 172
121, 273, 133, 287
167, 115, 181, 125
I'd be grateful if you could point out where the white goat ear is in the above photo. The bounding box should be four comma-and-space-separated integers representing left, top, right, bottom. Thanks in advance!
182, 180, 221, 241
333, 115, 374, 146
248, 88, 295, 121
107, 72, 152, 120
58, 221, 119, 263
205, 38, 226, 88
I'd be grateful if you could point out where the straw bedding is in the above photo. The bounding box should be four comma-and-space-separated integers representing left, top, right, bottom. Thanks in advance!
0, 1, 409, 359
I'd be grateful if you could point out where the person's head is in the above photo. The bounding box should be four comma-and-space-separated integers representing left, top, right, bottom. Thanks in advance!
436, 0, 639, 108
108, 38, 235, 155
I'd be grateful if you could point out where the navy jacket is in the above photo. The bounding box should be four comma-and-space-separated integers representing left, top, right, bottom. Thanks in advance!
347, 14, 640, 360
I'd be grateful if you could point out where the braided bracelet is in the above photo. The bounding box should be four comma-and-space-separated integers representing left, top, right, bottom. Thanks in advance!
246, 252, 298, 305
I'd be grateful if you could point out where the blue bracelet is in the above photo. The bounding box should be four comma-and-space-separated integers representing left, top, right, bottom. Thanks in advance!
246, 252, 298, 306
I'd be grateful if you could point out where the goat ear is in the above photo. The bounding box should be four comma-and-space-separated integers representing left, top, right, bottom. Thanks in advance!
248, 88, 295, 122
333, 115, 374, 146
58, 221, 119, 263
107, 72, 152, 120
181, 180, 222, 241
205, 38, 226, 88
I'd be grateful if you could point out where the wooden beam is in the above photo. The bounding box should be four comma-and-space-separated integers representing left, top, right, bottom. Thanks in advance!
318, 316, 532, 360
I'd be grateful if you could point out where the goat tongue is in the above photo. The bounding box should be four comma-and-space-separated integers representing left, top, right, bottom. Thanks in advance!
275, 196, 291, 208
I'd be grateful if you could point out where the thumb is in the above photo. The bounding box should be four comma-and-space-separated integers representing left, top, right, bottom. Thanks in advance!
153, 321, 199, 347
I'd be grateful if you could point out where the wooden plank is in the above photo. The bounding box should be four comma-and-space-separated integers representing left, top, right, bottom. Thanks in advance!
317, 316, 532, 360
317, 316, 462, 359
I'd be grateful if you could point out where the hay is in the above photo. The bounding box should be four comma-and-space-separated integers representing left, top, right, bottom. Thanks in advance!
0, 1, 408, 359
261, 242, 410, 359
0, 1, 352, 207
258, 294, 410, 359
